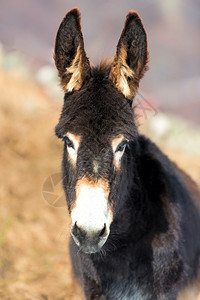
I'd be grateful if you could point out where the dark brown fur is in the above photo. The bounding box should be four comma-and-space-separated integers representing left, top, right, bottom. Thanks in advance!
54, 8, 200, 300
54, 8, 90, 92
110, 11, 149, 99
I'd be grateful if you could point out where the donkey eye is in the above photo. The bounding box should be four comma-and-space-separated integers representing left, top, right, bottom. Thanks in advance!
115, 140, 128, 153
62, 136, 74, 149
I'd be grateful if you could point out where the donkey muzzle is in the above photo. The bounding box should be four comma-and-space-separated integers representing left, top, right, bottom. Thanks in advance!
71, 222, 109, 253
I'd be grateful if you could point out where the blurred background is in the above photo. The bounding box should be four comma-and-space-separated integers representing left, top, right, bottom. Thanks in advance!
0, 0, 200, 299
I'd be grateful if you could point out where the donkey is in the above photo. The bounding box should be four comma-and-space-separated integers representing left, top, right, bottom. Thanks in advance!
54, 8, 200, 300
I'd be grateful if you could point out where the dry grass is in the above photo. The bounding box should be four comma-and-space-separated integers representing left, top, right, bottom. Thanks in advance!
0, 69, 199, 299
0, 70, 84, 299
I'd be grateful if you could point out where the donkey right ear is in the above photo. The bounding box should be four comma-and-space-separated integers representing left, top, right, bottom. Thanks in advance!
109, 11, 149, 100
54, 8, 90, 93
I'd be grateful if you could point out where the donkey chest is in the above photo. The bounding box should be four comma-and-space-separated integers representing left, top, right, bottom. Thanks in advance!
93, 253, 153, 300
106, 282, 150, 300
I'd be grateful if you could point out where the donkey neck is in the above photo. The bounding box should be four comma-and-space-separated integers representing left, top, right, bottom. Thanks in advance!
108, 139, 152, 248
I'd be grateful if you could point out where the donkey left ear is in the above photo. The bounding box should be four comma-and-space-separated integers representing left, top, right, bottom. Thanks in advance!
54, 8, 90, 93
109, 11, 149, 100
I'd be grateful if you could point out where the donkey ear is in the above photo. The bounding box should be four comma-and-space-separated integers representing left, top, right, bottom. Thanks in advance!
109, 11, 149, 100
54, 8, 90, 92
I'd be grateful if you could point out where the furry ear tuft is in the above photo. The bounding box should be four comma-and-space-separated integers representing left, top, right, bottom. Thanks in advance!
109, 11, 149, 100
54, 8, 90, 93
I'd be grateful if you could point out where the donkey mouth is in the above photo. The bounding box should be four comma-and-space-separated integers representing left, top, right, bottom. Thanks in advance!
79, 243, 107, 254
70, 219, 110, 254
80, 245, 101, 254
71, 228, 109, 254
72, 236, 109, 254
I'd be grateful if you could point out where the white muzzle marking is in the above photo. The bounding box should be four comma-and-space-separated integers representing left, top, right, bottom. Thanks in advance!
71, 182, 112, 234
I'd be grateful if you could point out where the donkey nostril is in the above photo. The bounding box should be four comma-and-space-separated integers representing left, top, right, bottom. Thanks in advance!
73, 222, 78, 235
99, 223, 106, 237
72, 222, 85, 239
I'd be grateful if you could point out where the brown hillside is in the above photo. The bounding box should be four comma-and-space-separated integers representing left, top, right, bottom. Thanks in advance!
0, 69, 199, 299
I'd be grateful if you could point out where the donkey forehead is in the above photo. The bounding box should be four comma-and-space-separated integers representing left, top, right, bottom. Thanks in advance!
57, 83, 136, 139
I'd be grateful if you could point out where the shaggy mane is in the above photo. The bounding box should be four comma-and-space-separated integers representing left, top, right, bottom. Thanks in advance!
91, 59, 112, 79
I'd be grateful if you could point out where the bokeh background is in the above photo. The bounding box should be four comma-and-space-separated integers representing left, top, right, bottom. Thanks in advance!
0, 0, 200, 299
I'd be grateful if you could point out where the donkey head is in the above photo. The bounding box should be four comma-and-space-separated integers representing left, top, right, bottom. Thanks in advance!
54, 8, 148, 254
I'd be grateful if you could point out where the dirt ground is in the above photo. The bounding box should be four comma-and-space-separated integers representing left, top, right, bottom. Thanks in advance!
0, 69, 200, 299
